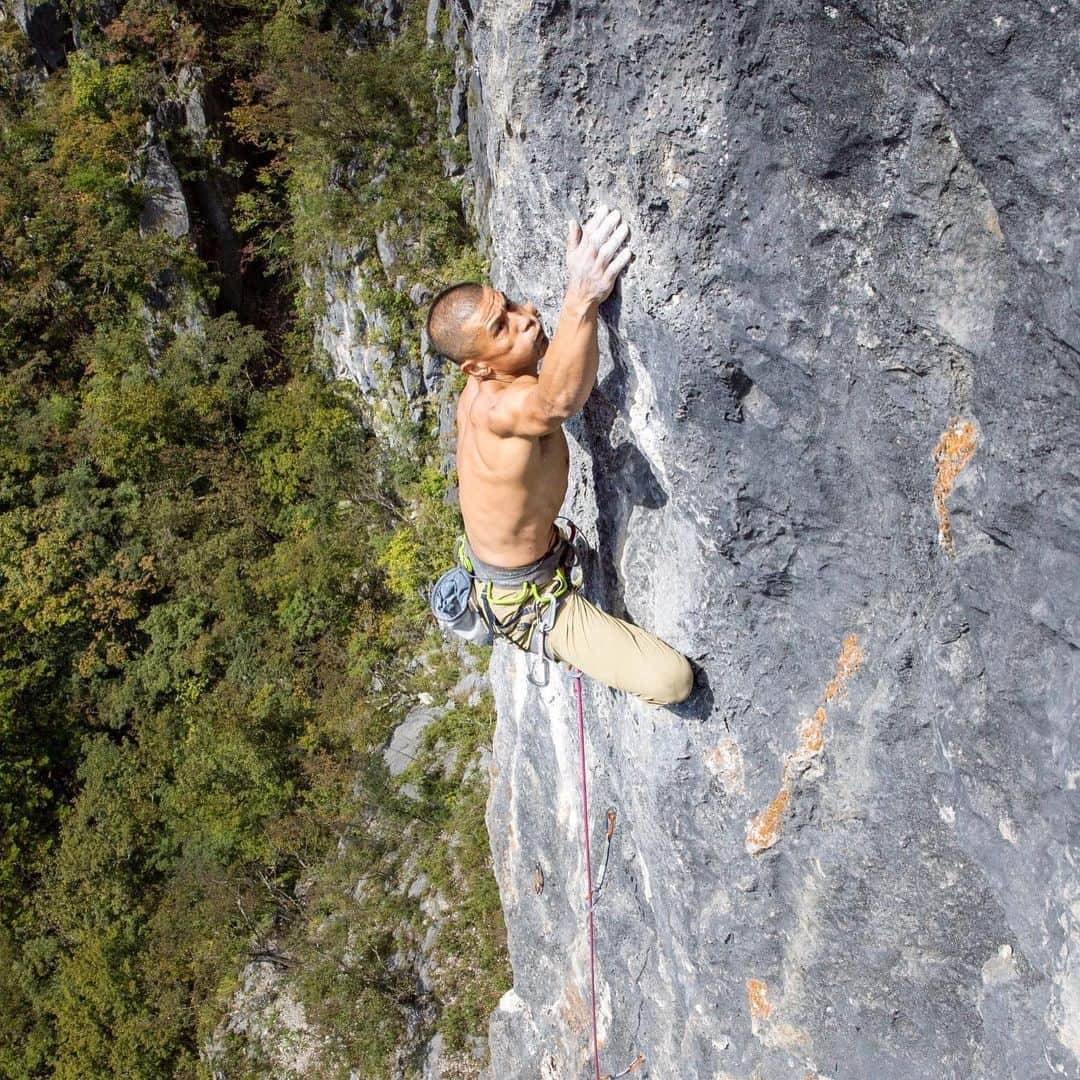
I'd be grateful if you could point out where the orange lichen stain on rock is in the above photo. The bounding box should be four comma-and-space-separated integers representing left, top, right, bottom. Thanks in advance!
823, 633, 863, 704
747, 977, 772, 1021
797, 705, 827, 754
932, 416, 978, 557
746, 974, 814, 1052
746, 634, 864, 855
746, 781, 791, 854
559, 975, 591, 1038
705, 737, 747, 795
561, 980, 596, 1045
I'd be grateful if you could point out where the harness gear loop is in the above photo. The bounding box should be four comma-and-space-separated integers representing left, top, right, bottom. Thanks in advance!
456, 533, 473, 573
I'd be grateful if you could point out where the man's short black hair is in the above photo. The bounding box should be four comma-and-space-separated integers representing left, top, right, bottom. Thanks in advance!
425, 281, 485, 366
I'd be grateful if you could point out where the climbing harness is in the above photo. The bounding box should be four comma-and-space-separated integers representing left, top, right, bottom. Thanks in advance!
570, 665, 645, 1080
433, 515, 584, 687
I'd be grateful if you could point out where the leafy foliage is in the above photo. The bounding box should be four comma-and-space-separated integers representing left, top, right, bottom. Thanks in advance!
0, 1, 504, 1077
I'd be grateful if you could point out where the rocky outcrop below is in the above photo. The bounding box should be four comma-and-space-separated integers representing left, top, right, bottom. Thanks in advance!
200, 641, 496, 1080
455, 2, 1080, 1077
6, 1, 230, 350
128, 81, 216, 357
304, 239, 435, 440
8, 0, 74, 70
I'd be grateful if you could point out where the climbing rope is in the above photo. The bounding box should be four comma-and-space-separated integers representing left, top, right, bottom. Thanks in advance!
569, 665, 645, 1080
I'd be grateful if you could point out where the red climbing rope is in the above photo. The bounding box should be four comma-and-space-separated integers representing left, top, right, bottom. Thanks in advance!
572, 667, 602, 1080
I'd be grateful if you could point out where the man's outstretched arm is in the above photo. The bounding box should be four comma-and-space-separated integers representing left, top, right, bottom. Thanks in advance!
537, 204, 632, 417
488, 205, 631, 437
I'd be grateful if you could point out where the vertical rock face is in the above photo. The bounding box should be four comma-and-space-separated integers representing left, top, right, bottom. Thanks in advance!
461, 2, 1079, 1077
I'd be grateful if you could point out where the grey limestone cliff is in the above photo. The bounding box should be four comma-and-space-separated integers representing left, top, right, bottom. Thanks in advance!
447, 1, 1080, 1077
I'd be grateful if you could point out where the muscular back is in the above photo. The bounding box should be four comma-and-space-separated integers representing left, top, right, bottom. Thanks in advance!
456, 376, 569, 567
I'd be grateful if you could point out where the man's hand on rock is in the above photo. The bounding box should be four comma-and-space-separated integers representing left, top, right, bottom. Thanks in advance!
566, 204, 632, 308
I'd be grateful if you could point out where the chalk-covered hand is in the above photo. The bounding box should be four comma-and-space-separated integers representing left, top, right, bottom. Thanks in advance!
565, 204, 632, 307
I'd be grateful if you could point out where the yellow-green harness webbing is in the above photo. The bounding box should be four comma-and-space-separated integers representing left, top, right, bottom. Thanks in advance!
455, 527, 581, 683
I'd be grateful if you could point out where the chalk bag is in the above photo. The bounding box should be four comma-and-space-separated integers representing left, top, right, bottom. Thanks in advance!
429, 565, 493, 647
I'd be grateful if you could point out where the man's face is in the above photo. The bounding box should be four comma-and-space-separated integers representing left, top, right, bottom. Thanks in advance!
462, 285, 548, 378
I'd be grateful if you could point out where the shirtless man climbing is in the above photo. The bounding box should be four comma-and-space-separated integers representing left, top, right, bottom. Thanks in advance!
425, 205, 694, 706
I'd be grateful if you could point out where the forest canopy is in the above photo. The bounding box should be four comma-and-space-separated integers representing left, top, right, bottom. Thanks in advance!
0, 2, 503, 1076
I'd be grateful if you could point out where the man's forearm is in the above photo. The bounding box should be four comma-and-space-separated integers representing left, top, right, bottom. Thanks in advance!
536, 290, 600, 417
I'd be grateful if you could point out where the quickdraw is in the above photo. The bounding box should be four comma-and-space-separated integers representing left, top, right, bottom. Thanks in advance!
602, 1055, 647, 1079
583, 807, 617, 914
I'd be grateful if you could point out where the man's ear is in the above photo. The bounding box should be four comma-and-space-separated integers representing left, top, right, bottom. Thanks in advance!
461, 357, 489, 379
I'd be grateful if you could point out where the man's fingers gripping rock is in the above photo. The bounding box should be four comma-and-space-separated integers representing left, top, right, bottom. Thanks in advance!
605, 245, 632, 283
583, 203, 610, 238
590, 207, 622, 248
598, 221, 630, 264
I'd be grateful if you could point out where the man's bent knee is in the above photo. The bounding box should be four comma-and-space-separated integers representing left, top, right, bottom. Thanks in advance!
649, 654, 694, 706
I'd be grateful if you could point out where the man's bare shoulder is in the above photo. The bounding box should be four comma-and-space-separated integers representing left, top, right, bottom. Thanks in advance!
480, 375, 540, 402
469, 377, 545, 438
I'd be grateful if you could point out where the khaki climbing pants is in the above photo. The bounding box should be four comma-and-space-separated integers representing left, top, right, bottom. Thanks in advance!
470, 576, 694, 707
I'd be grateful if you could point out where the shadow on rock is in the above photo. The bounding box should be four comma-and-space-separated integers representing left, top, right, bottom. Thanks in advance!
576, 284, 668, 619
666, 655, 714, 722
